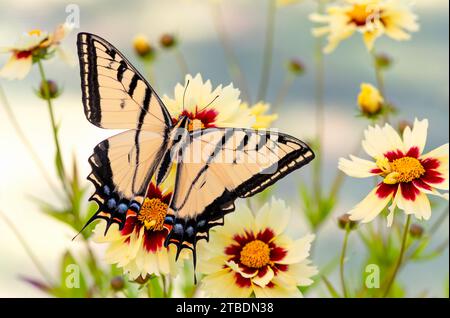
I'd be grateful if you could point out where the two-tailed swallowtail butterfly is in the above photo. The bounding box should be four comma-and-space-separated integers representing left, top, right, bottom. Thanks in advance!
77, 32, 315, 260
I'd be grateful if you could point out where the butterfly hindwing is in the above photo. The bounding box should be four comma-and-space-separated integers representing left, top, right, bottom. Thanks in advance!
85, 129, 168, 232
165, 128, 315, 254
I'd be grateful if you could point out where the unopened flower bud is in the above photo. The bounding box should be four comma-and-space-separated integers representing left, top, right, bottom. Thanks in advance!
110, 276, 125, 291
338, 214, 357, 230
134, 274, 150, 284
409, 224, 424, 238
39, 79, 59, 99
375, 53, 393, 70
160, 34, 177, 49
287, 58, 305, 76
398, 120, 412, 134
357, 83, 383, 116
133, 34, 155, 60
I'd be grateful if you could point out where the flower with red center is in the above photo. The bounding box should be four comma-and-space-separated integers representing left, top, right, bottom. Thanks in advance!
198, 199, 317, 297
310, 0, 419, 53
162, 74, 277, 131
93, 183, 179, 280
0, 23, 73, 80
339, 118, 448, 226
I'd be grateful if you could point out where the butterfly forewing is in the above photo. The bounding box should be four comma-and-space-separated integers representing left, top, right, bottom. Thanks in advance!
165, 128, 315, 253
77, 32, 172, 131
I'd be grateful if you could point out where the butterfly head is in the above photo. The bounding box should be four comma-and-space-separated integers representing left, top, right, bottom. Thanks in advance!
175, 115, 191, 130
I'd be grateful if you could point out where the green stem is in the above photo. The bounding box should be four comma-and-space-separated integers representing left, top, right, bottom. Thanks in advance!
211, 2, 251, 103
371, 50, 389, 123
0, 83, 60, 195
257, 0, 276, 102
174, 48, 189, 77
313, 0, 326, 203
36, 60, 68, 193
339, 227, 351, 298
0, 210, 54, 285
382, 215, 411, 297
273, 73, 294, 112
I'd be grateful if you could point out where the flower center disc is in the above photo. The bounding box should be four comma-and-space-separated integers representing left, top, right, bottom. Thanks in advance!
390, 157, 425, 183
347, 4, 373, 26
188, 119, 204, 131
240, 240, 271, 268
137, 198, 168, 231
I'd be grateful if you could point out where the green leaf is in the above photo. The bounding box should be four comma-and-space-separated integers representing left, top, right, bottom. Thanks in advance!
147, 275, 164, 298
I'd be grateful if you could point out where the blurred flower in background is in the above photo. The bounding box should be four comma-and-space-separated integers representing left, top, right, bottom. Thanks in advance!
0, 23, 73, 80
198, 199, 317, 297
339, 118, 449, 226
310, 0, 419, 53
240, 102, 278, 129
93, 183, 178, 281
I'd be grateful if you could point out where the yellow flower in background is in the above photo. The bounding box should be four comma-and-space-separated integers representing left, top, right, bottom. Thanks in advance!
198, 199, 317, 298
133, 34, 155, 59
93, 183, 179, 281
357, 83, 384, 115
163, 73, 257, 129
240, 102, 278, 129
277, 0, 303, 6
339, 119, 448, 226
310, 0, 419, 53
0, 23, 73, 80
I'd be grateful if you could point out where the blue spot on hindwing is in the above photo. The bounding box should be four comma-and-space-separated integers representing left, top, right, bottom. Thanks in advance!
107, 198, 116, 210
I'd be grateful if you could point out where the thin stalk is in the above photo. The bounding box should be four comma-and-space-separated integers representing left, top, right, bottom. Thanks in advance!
371, 50, 388, 123
174, 48, 189, 77
339, 227, 351, 298
0, 83, 59, 195
313, 0, 326, 203
257, 0, 276, 102
0, 210, 53, 285
382, 214, 411, 297
211, 2, 251, 102
273, 73, 295, 112
429, 206, 449, 235
36, 60, 69, 194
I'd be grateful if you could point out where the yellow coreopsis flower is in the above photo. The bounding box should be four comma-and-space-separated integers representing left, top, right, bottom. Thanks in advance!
339, 119, 448, 226
0, 23, 73, 80
162, 74, 257, 130
240, 102, 278, 129
93, 182, 180, 280
198, 199, 318, 298
357, 83, 384, 115
310, 0, 419, 53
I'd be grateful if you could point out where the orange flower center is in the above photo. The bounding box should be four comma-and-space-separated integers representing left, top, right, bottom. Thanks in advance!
188, 119, 205, 132
240, 240, 271, 268
347, 4, 375, 26
390, 157, 425, 183
137, 198, 168, 231
28, 29, 43, 36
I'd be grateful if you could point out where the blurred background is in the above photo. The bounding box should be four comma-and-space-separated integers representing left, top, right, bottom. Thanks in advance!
0, 0, 448, 297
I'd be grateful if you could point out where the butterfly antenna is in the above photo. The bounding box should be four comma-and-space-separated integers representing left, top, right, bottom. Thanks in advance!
182, 79, 190, 112
197, 94, 220, 113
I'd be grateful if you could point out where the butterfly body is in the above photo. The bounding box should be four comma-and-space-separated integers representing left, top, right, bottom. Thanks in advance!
77, 32, 315, 256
